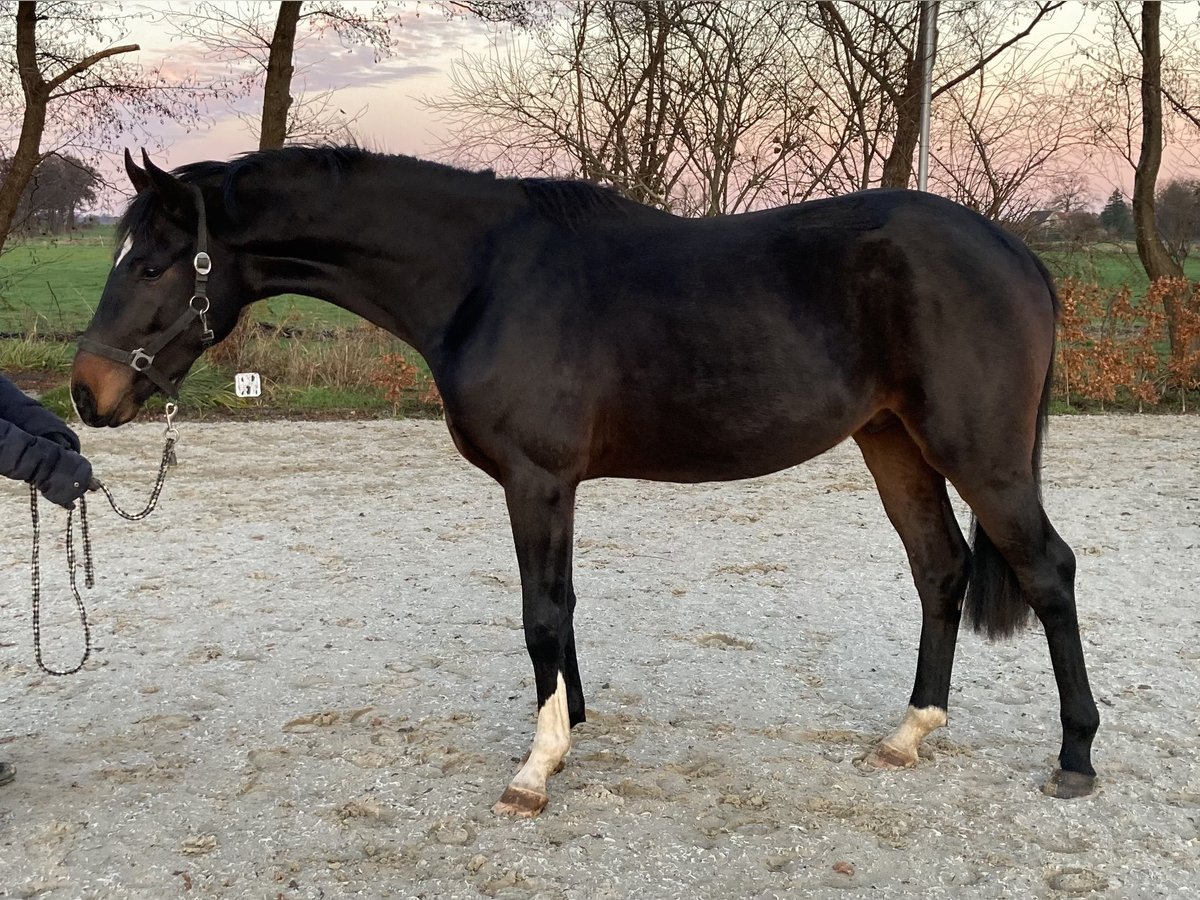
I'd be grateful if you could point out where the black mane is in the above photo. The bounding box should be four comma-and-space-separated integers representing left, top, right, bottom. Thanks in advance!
115, 146, 498, 246
116, 146, 652, 250
516, 177, 648, 226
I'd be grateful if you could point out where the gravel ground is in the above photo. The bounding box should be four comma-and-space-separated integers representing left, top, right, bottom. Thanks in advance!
1, 415, 1198, 899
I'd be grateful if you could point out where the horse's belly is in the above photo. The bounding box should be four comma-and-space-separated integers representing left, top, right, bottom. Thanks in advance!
589, 399, 868, 483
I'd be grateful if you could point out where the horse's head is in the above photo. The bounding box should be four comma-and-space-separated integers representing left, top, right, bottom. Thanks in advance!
71, 150, 245, 427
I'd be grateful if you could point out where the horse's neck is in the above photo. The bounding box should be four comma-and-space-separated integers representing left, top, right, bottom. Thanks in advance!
237, 169, 523, 356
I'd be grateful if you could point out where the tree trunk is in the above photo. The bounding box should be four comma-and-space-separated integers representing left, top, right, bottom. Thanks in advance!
1132, 1, 1185, 352
0, 2, 138, 256
879, 51, 923, 188
260, 1, 303, 150
222, 1, 302, 350
0, 3, 49, 257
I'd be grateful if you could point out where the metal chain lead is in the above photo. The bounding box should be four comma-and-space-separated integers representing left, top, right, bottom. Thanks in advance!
30, 404, 179, 676
30, 489, 94, 676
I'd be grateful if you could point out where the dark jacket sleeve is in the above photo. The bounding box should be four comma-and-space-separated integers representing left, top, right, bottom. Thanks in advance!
0, 418, 93, 508
0, 374, 80, 451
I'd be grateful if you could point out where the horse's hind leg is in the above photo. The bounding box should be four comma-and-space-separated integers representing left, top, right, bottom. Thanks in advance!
854, 420, 971, 768
952, 476, 1099, 798
493, 467, 580, 817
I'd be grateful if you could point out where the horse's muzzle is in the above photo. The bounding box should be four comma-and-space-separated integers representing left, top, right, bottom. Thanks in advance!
70, 352, 140, 427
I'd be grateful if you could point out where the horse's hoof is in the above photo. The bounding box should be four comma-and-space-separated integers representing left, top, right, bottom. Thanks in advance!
1041, 769, 1096, 799
865, 743, 917, 770
492, 786, 549, 818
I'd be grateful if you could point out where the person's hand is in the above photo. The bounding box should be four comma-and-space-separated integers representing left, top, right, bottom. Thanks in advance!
35, 446, 93, 510
42, 426, 81, 453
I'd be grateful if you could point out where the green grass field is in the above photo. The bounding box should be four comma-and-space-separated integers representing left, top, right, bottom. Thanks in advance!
1038, 242, 1200, 294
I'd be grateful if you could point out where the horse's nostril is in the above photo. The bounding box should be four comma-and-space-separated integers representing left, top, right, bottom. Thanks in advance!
71, 383, 97, 425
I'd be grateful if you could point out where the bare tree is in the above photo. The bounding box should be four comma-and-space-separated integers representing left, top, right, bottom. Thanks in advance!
437, 0, 1084, 216
1156, 177, 1200, 267
0, 151, 99, 234
1082, 2, 1200, 353
433, 1, 819, 215
0, 1, 209, 254
670, 3, 817, 214
444, 1, 552, 26
785, 6, 890, 195
1130, 3, 1184, 283
930, 50, 1092, 228
170, 2, 545, 151
437, 2, 684, 205
812, 1, 1064, 189
261, 2, 303, 150
165, 1, 401, 148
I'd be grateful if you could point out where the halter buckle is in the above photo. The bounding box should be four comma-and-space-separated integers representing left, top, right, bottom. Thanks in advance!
130, 349, 154, 372
193, 252, 212, 276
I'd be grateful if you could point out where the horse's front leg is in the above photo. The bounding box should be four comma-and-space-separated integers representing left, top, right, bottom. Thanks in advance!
493, 469, 580, 818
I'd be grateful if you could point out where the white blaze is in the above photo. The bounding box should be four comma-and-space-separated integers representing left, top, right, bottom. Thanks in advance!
114, 236, 133, 268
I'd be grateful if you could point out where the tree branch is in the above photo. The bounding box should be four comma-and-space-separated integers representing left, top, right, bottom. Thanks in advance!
45, 43, 140, 94
1161, 85, 1200, 130
934, 3, 1063, 98
815, 1, 903, 106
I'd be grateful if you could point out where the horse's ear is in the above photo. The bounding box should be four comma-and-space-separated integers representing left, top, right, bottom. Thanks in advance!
140, 149, 193, 216
124, 148, 151, 194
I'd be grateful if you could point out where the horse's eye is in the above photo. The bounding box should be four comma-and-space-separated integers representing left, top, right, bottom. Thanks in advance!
141, 265, 163, 280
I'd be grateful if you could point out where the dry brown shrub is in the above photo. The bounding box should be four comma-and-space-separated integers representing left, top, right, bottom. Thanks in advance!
1149, 278, 1200, 410
207, 317, 443, 415
373, 352, 443, 415
1054, 278, 1193, 410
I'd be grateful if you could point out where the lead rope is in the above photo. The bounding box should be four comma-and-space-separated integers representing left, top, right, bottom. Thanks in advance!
30, 403, 180, 676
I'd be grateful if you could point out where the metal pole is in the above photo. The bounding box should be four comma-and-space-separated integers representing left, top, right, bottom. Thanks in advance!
917, 1, 939, 191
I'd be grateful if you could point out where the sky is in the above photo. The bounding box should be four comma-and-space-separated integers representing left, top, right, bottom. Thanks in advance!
91, 2, 502, 209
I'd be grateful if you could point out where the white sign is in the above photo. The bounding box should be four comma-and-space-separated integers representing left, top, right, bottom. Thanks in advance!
235, 372, 262, 398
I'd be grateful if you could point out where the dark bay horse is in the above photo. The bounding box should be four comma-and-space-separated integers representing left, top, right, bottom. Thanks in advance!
71, 147, 1099, 815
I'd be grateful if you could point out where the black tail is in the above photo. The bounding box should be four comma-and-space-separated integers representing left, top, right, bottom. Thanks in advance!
963, 259, 1058, 640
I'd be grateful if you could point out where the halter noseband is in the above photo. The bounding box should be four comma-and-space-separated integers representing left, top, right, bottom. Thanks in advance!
78, 184, 216, 399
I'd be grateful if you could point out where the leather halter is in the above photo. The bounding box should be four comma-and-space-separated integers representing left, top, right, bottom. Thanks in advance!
77, 184, 216, 399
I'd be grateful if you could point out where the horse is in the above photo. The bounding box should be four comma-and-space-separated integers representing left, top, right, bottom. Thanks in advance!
70, 146, 1099, 816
